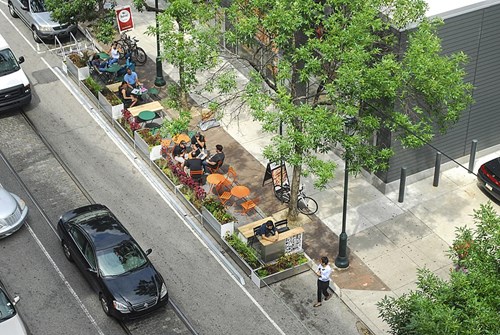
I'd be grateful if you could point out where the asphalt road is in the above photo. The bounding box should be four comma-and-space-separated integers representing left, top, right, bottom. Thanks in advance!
0, 2, 364, 334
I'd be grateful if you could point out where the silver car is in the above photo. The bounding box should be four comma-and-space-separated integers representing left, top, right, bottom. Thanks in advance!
0, 280, 29, 335
8, 0, 77, 42
0, 185, 28, 238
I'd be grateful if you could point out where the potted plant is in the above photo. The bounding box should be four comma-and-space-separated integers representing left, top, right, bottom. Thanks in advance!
224, 234, 262, 275
116, 109, 140, 141
134, 128, 162, 160
99, 87, 124, 119
251, 253, 311, 288
201, 197, 235, 238
159, 109, 192, 140
81, 76, 102, 106
66, 50, 92, 81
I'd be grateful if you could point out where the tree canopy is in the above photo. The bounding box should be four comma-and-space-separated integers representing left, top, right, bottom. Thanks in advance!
225, 0, 473, 219
377, 203, 500, 334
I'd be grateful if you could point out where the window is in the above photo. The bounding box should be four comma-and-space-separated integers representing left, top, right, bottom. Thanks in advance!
97, 241, 147, 276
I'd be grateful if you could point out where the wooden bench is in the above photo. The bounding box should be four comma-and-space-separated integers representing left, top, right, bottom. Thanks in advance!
237, 217, 272, 243
128, 101, 163, 117
259, 227, 304, 247
106, 82, 122, 93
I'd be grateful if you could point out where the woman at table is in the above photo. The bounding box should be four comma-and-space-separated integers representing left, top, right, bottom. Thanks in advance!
119, 81, 138, 108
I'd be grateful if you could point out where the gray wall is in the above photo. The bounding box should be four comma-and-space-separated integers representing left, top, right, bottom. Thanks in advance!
377, 4, 500, 183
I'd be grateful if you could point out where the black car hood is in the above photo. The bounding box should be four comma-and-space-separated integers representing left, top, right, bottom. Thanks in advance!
103, 264, 162, 306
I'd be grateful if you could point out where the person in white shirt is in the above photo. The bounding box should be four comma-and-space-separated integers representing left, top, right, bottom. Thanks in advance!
314, 256, 333, 307
108, 42, 121, 65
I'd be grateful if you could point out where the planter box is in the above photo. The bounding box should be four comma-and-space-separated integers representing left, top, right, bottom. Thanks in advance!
134, 131, 161, 160
98, 91, 124, 119
201, 207, 234, 238
152, 160, 178, 191
113, 119, 134, 145
175, 186, 202, 218
66, 57, 89, 81
250, 257, 312, 288
221, 238, 259, 276
80, 81, 99, 107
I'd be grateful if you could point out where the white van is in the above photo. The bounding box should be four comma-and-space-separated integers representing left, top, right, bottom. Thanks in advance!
0, 34, 32, 112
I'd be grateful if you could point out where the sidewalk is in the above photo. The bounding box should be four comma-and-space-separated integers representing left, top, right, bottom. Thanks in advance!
111, 5, 500, 334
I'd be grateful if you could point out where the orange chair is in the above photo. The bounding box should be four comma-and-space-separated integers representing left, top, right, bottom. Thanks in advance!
161, 138, 173, 155
190, 169, 204, 184
207, 160, 223, 174
226, 166, 237, 185
240, 197, 259, 215
219, 190, 232, 207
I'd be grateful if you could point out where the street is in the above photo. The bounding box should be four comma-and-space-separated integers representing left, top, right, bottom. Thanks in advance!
0, 2, 363, 334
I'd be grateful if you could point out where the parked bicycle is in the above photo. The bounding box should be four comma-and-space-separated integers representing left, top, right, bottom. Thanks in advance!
274, 184, 318, 215
115, 33, 147, 66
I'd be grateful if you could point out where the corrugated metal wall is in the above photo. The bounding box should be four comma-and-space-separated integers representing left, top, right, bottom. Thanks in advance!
377, 4, 500, 183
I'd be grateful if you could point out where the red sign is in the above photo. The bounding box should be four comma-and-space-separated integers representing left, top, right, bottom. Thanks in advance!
115, 6, 134, 33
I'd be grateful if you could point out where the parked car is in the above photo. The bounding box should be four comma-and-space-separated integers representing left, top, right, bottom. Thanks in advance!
0, 279, 29, 335
8, 0, 77, 42
477, 157, 500, 202
0, 34, 31, 112
0, 184, 29, 238
57, 204, 168, 319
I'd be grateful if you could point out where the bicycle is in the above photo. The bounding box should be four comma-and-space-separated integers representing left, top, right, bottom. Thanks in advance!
274, 184, 318, 215
115, 33, 147, 66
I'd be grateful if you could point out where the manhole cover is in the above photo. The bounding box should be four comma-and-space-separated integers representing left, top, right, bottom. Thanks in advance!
356, 320, 374, 335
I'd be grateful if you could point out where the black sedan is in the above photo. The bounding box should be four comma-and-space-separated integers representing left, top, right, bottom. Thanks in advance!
477, 157, 500, 202
57, 204, 168, 319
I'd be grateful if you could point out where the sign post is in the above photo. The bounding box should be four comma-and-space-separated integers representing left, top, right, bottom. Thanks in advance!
115, 6, 134, 33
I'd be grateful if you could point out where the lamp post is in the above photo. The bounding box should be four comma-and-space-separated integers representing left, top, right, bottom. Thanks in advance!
335, 116, 356, 269
154, 0, 166, 87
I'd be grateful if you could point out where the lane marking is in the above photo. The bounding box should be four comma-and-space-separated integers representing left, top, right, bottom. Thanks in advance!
25, 223, 105, 335
43, 60, 286, 335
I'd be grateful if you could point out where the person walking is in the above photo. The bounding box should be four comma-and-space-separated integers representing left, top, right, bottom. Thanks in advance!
314, 256, 333, 307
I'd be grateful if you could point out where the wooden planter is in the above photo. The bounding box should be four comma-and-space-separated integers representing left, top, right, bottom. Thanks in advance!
80, 81, 99, 107
250, 257, 312, 288
134, 131, 161, 161
175, 185, 202, 218
201, 207, 234, 239
66, 58, 89, 81
98, 91, 124, 119
112, 119, 134, 145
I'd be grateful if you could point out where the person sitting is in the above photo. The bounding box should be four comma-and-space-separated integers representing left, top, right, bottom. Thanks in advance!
119, 81, 138, 108
256, 220, 279, 242
108, 42, 121, 65
123, 67, 141, 88
203, 144, 224, 173
191, 132, 206, 149
90, 54, 107, 74
173, 141, 187, 164
189, 143, 207, 160
183, 156, 204, 182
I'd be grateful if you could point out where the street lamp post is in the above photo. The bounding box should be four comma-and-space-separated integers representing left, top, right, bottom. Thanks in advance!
335, 116, 356, 269
154, 0, 166, 87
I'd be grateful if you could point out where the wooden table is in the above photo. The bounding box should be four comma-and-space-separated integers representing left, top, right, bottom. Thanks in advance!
206, 173, 225, 194
231, 185, 250, 199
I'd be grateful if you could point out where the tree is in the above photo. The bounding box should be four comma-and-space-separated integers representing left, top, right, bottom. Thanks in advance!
45, 0, 115, 44
225, 0, 473, 221
377, 203, 500, 334
133, 0, 222, 110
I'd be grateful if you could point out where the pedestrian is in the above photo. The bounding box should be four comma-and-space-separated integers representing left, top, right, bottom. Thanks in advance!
314, 256, 332, 307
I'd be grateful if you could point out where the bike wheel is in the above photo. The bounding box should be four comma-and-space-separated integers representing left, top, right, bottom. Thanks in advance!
116, 40, 128, 60
132, 47, 147, 65
298, 196, 318, 215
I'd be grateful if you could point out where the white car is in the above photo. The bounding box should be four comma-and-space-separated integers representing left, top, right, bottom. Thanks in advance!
0, 184, 28, 238
0, 280, 29, 335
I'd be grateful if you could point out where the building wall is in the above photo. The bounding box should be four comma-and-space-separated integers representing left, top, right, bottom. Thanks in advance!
377, 4, 500, 183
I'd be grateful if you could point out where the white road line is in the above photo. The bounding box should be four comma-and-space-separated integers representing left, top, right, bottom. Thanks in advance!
25, 223, 105, 335
42, 60, 287, 335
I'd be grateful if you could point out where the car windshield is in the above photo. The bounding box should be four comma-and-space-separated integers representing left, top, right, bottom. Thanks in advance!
0, 289, 16, 323
97, 240, 147, 276
70, 209, 110, 225
0, 49, 20, 76
30, 0, 47, 13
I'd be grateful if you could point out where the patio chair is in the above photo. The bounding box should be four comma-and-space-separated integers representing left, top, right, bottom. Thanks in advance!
226, 166, 237, 185
190, 169, 204, 184
207, 160, 223, 174
218, 190, 232, 207
240, 197, 259, 215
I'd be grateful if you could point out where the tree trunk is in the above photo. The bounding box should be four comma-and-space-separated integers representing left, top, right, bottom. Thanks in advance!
288, 160, 301, 221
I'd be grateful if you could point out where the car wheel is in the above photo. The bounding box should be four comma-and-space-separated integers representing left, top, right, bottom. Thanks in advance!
32, 28, 41, 43
62, 240, 73, 262
8, 2, 18, 18
100, 294, 111, 316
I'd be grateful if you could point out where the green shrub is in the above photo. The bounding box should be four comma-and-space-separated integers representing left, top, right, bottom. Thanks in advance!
256, 253, 308, 278
225, 234, 261, 269
203, 197, 235, 223
83, 76, 103, 97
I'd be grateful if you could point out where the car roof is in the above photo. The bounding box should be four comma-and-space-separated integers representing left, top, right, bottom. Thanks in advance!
71, 207, 133, 250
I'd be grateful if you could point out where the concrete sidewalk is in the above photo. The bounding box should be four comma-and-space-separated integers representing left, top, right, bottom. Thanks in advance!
109, 4, 500, 334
